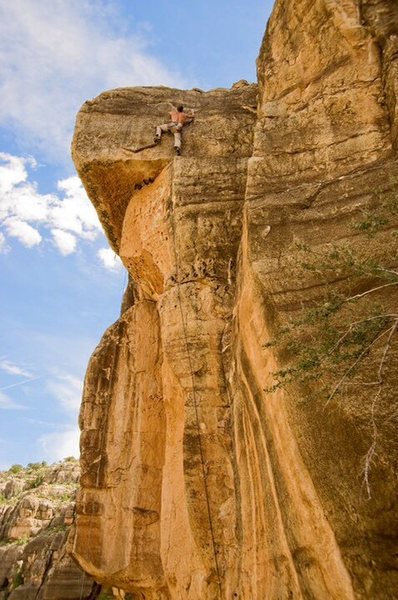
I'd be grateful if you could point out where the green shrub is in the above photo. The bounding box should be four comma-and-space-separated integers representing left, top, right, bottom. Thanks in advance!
98, 592, 114, 600
263, 180, 398, 498
28, 474, 45, 489
15, 535, 29, 546
27, 462, 45, 471
8, 464, 23, 474
12, 571, 24, 588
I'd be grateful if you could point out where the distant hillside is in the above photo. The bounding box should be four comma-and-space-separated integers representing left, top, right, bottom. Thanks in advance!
0, 459, 103, 599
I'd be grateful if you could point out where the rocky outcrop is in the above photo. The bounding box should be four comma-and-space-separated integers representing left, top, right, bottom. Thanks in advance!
71, 82, 257, 600
0, 461, 100, 599
71, 0, 398, 598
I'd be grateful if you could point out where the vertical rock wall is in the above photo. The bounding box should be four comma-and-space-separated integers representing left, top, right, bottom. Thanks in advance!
238, 0, 397, 597
71, 85, 258, 598
71, 0, 398, 598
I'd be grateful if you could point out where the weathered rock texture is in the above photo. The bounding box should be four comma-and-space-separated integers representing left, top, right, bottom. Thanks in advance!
0, 461, 101, 599
71, 0, 398, 598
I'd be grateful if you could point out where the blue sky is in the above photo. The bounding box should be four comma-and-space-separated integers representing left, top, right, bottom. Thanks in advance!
0, 0, 273, 469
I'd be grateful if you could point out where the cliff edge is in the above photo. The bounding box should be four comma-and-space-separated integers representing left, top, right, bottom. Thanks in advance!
71, 0, 398, 598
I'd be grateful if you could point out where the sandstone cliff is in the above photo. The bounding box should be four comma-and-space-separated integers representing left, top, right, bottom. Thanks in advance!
71, 0, 398, 598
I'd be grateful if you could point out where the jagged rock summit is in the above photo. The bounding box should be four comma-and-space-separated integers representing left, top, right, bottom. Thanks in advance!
71, 0, 398, 598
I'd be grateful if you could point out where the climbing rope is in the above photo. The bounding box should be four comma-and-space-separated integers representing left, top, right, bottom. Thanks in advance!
169, 178, 223, 599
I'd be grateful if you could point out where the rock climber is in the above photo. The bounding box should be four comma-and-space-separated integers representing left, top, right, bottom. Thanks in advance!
154, 105, 195, 155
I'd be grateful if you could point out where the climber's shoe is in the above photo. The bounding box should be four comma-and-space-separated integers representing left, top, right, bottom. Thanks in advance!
154, 135, 161, 144
175, 147, 181, 156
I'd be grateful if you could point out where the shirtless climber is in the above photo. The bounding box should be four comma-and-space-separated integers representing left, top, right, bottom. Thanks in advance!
154, 105, 194, 155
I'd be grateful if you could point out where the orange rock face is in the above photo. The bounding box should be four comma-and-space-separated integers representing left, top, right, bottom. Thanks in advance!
71, 1, 398, 598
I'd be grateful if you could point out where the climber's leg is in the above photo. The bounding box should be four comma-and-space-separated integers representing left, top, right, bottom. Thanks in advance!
155, 123, 171, 143
174, 126, 182, 155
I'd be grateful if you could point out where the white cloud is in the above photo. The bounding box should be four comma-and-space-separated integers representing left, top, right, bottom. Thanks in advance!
0, 153, 112, 258
38, 427, 80, 461
0, 0, 187, 163
0, 391, 26, 410
46, 374, 83, 416
0, 154, 53, 227
55, 177, 100, 238
37, 375, 82, 461
0, 359, 33, 378
51, 229, 77, 255
97, 247, 123, 271
5, 218, 42, 247
0, 154, 36, 193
